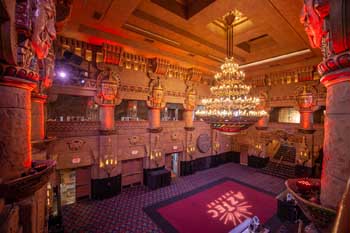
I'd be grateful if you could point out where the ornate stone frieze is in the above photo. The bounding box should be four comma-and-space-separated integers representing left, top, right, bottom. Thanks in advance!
248, 66, 317, 87
46, 121, 100, 138
150, 58, 169, 75
54, 36, 211, 86
121, 52, 148, 72
128, 135, 145, 145
116, 121, 148, 129
187, 68, 202, 82
166, 64, 187, 80
102, 43, 123, 66
67, 139, 86, 151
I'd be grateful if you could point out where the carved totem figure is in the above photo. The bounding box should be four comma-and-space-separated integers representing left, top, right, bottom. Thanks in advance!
146, 74, 166, 109
183, 81, 197, 111
95, 68, 121, 105
300, 0, 330, 49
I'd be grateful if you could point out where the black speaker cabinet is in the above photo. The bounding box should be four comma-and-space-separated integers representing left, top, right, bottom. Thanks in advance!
91, 175, 121, 200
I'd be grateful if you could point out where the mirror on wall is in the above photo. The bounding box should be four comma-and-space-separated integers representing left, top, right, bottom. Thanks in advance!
114, 99, 148, 121
47, 95, 98, 122
161, 103, 184, 121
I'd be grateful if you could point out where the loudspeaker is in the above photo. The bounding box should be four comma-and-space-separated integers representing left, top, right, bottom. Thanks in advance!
63, 51, 83, 65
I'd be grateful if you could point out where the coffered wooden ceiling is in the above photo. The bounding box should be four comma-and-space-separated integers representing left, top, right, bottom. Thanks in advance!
60, 0, 322, 74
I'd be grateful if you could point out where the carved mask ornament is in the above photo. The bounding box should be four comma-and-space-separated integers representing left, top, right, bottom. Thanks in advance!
96, 69, 121, 105
32, 0, 56, 59
147, 77, 165, 109
300, 0, 330, 48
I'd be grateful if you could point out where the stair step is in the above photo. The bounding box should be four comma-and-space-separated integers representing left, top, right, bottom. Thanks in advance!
260, 160, 296, 179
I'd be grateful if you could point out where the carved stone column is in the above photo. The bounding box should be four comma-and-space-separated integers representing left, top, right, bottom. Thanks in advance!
321, 75, 350, 208
145, 75, 166, 168
99, 104, 115, 131
0, 72, 36, 181
183, 82, 197, 161
301, 0, 350, 209
31, 94, 47, 141
91, 68, 122, 199
0, 1, 56, 232
296, 86, 318, 133
145, 61, 167, 168
183, 82, 196, 130
93, 68, 121, 178
95, 68, 121, 131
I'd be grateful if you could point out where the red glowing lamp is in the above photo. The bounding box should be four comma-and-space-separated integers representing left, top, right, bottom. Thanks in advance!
296, 179, 313, 192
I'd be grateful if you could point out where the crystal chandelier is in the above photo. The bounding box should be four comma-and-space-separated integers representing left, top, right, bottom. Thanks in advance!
195, 11, 267, 135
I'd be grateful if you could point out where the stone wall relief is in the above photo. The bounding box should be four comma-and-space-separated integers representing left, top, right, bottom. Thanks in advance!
49, 138, 96, 170
197, 133, 211, 153
128, 135, 144, 146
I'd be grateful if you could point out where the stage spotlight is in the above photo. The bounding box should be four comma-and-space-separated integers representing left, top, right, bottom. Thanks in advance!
57, 71, 67, 79
80, 79, 86, 84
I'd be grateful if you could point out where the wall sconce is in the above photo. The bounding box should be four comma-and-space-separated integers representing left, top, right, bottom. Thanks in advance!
150, 149, 162, 167
150, 150, 162, 160
99, 154, 118, 177
255, 144, 262, 150
300, 150, 309, 162
213, 142, 220, 153
186, 145, 196, 160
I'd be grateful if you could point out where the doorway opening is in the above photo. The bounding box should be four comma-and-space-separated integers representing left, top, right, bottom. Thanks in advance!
165, 152, 181, 178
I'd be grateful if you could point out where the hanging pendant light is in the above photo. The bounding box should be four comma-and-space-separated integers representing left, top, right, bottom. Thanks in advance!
195, 11, 267, 135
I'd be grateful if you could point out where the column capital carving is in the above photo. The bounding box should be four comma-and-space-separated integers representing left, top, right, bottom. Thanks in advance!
146, 72, 166, 109
183, 81, 197, 111
301, 0, 350, 78
95, 67, 121, 106
295, 85, 319, 112
0, 0, 56, 90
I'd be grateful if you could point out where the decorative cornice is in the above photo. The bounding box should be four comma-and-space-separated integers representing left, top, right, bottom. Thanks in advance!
247, 65, 317, 87
99, 129, 117, 135
54, 35, 210, 84
318, 52, 350, 77
147, 127, 163, 133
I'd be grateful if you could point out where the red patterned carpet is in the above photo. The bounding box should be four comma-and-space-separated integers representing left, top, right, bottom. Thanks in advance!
61, 163, 285, 233
145, 178, 277, 233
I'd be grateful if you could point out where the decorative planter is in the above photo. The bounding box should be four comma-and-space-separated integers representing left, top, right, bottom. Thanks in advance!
285, 178, 337, 232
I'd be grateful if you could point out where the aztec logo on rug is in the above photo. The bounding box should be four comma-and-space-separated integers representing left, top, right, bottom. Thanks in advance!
144, 178, 277, 233
207, 190, 253, 225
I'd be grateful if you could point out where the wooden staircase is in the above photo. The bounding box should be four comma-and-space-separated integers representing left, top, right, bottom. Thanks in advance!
261, 145, 297, 179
